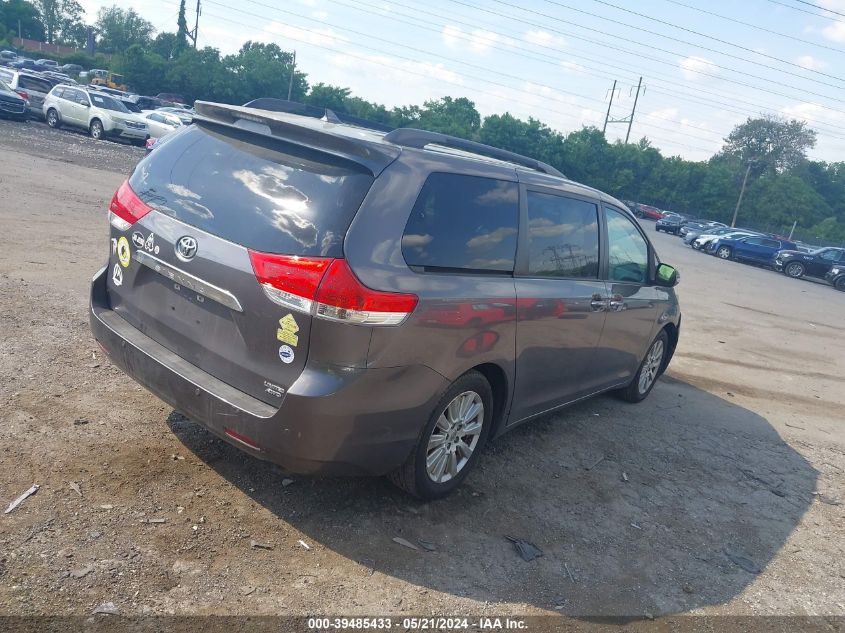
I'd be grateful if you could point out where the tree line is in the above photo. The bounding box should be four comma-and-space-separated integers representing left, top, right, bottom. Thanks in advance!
2, 0, 844, 244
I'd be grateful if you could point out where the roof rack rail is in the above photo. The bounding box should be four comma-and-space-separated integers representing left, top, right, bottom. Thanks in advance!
382, 128, 565, 178
243, 98, 395, 133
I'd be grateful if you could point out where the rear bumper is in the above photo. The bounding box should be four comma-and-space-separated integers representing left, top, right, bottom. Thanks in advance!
89, 266, 448, 476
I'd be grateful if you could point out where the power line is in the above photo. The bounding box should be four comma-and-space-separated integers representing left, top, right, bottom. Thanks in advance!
326, 0, 845, 140
662, 0, 845, 54
210, 0, 730, 146
485, 0, 845, 98
766, 0, 845, 23
193, 3, 719, 155
791, 0, 845, 19
446, 0, 845, 112
558, 0, 845, 85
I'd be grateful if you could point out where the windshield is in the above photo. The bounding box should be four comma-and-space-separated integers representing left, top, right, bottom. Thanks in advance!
90, 92, 129, 113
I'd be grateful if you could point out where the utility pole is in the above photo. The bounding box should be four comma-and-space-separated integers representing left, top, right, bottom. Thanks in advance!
625, 76, 643, 144
731, 162, 753, 228
188, 0, 201, 48
602, 79, 617, 135
788, 220, 797, 240
287, 50, 297, 101
18, 19, 22, 41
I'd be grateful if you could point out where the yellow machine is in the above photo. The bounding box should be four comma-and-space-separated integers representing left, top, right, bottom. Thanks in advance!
90, 72, 127, 92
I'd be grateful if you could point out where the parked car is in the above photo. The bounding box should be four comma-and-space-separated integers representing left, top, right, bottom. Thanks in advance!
633, 203, 664, 220
708, 235, 797, 264
774, 247, 845, 279
156, 92, 186, 104
824, 264, 845, 291
0, 50, 18, 63
0, 77, 28, 121
35, 59, 59, 70
156, 106, 193, 124
0, 68, 52, 118
140, 110, 182, 138
43, 86, 148, 143
89, 103, 681, 499
689, 228, 757, 249
60, 63, 83, 76
39, 71, 78, 86
655, 213, 684, 234
9, 58, 39, 71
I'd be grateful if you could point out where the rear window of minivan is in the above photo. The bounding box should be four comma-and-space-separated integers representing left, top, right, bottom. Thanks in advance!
129, 125, 375, 258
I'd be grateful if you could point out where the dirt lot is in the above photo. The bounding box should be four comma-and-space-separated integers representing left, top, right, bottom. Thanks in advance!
1, 119, 844, 620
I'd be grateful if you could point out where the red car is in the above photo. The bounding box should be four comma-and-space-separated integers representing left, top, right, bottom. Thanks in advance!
634, 204, 665, 220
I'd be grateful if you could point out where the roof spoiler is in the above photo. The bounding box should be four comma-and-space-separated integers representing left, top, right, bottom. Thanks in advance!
193, 101, 400, 175
243, 98, 395, 133
382, 128, 565, 178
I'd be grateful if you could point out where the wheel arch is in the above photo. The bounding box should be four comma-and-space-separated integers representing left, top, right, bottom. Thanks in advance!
468, 362, 510, 437
660, 318, 680, 373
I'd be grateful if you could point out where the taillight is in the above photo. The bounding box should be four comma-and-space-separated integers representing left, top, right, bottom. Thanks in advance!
315, 259, 418, 325
15, 89, 28, 101
249, 252, 332, 314
248, 252, 418, 326
108, 180, 152, 230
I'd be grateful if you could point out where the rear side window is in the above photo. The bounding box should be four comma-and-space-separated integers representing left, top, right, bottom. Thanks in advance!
129, 124, 374, 257
402, 173, 518, 272
52, 86, 64, 98
525, 191, 599, 278
18, 77, 50, 93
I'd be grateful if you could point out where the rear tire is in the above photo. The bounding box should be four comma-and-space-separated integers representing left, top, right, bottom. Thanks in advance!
716, 245, 732, 260
784, 262, 805, 278
90, 119, 104, 140
835, 277, 845, 292
46, 108, 60, 128
616, 330, 669, 403
388, 371, 493, 500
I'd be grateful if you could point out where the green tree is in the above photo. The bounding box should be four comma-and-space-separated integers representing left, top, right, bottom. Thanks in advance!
415, 96, 480, 138
479, 113, 565, 166
1, 0, 46, 40
151, 31, 178, 60
719, 115, 817, 176
174, 0, 188, 55
95, 6, 154, 54
305, 83, 350, 111
33, 0, 85, 45
223, 42, 307, 102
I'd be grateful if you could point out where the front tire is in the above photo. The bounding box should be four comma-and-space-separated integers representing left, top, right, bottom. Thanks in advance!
617, 330, 669, 403
90, 119, 104, 140
716, 245, 732, 260
784, 262, 805, 278
46, 108, 60, 128
388, 371, 493, 500
835, 277, 845, 292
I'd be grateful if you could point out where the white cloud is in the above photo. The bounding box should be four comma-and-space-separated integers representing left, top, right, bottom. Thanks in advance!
821, 21, 845, 42
440, 25, 498, 53
646, 107, 680, 122
795, 55, 828, 70
559, 60, 585, 74
679, 55, 718, 80
264, 22, 346, 48
312, 10, 329, 21
524, 30, 567, 49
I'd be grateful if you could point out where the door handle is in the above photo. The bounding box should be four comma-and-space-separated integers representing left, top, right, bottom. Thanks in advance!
608, 294, 626, 311
590, 294, 607, 312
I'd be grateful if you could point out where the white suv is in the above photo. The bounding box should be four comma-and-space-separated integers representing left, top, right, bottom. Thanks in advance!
43, 86, 148, 144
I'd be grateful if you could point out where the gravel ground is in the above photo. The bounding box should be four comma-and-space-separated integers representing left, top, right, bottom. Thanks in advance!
0, 119, 843, 621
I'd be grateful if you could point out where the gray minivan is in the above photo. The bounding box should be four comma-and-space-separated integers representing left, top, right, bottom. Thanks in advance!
90, 101, 681, 499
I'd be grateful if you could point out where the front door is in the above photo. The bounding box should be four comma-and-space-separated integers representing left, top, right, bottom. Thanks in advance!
512, 189, 607, 423
591, 205, 665, 389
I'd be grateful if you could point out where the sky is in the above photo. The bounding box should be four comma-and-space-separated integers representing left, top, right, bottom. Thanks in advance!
74, 0, 845, 162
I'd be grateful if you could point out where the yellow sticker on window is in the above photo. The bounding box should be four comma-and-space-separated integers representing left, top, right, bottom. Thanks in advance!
276, 313, 300, 347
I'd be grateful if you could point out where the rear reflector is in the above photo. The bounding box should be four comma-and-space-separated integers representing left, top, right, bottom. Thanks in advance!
109, 180, 152, 230
248, 251, 418, 326
224, 428, 262, 451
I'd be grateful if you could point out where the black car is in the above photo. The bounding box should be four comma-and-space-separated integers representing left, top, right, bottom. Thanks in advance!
655, 213, 684, 234
0, 78, 27, 121
774, 247, 845, 279
824, 264, 845, 291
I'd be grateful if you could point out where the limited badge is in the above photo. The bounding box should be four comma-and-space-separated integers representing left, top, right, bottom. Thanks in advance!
276, 313, 300, 347
278, 345, 294, 364
116, 236, 131, 268
112, 263, 123, 287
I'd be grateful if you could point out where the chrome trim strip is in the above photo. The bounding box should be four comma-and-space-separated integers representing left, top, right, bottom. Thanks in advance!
135, 250, 243, 312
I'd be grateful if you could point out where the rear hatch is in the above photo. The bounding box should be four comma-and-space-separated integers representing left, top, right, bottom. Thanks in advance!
17, 74, 51, 112
105, 110, 398, 406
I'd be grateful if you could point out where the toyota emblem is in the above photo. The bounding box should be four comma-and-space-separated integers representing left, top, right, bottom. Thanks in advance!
175, 236, 198, 262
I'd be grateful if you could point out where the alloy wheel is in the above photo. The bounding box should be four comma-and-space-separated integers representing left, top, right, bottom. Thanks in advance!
717, 246, 731, 259
785, 263, 804, 278
638, 339, 665, 395
425, 391, 484, 484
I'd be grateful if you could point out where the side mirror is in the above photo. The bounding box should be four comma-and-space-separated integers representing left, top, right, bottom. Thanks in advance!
655, 263, 679, 287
